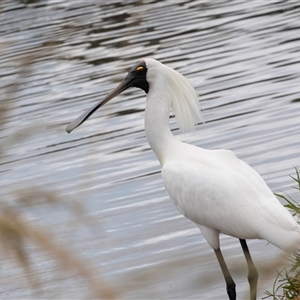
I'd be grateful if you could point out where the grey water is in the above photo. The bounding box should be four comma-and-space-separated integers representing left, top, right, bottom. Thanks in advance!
1, 0, 300, 299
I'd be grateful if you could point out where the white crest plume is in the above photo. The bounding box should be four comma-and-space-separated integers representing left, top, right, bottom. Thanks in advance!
164, 64, 204, 132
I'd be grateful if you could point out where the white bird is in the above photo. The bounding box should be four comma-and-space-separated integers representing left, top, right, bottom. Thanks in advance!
66, 58, 300, 300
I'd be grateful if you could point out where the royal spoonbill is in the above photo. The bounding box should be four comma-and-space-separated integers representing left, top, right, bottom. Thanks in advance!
66, 58, 300, 300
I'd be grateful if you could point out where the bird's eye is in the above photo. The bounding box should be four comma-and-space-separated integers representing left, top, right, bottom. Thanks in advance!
136, 66, 144, 74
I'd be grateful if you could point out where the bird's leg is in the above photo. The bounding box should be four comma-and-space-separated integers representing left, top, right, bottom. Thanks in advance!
239, 239, 258, 300
214, 248, 236, 300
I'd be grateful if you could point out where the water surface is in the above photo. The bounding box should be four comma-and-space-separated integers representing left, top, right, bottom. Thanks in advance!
1, 0, 300, 299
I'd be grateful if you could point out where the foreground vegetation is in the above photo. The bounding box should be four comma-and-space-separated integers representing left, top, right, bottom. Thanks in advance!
265, 168, 300, 300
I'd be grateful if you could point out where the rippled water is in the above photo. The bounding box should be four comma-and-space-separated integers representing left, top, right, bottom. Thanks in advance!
1, 0, 300, 299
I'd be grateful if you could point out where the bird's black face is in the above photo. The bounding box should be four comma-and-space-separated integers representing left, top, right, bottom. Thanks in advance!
126, 60, 149, 93
66, 60, 149, 133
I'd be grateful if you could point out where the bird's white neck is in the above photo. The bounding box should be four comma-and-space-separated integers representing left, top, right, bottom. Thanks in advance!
142, 59, 203, 166
144, 88, 178, 166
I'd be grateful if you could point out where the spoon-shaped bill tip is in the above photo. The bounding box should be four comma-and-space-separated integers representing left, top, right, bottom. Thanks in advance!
66, 107, 94, 133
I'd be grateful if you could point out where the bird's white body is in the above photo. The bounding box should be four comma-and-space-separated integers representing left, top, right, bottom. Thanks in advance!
143, 58, 300, 253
